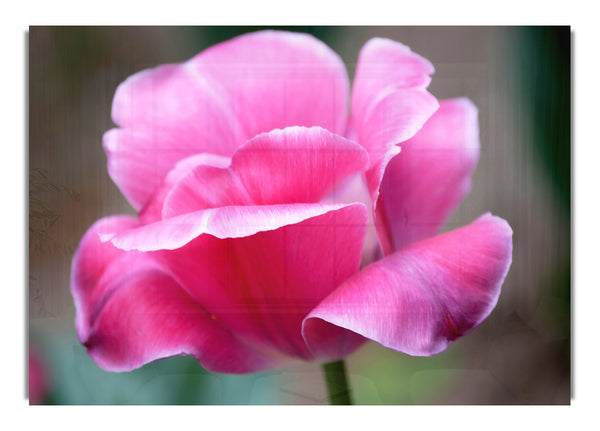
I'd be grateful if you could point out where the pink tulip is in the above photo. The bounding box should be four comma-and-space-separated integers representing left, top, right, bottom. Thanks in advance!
71, 31, 512, 374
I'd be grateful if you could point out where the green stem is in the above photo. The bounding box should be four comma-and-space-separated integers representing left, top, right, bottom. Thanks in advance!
322, 360, 352, 405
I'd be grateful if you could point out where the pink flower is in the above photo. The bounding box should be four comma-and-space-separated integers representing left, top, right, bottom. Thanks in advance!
71, 31, 512, 374
29, 344, 49, 404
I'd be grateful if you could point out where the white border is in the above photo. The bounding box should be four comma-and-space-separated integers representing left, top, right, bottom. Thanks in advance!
4, 1, 599, 429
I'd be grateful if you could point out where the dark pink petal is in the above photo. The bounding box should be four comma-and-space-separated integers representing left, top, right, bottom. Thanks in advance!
376, 98, 480, 254
82, 252, 282, 373
303, 213, 513, 357
150, 204, 367, 361
191, 30, 349, 140
72, 216, 283, 373
162, 127, 369, 219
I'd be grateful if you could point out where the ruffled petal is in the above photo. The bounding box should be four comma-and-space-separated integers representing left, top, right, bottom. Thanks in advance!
162, 127, 369, 219
303, 213, 513, 357
376, 98, 480, 254
149, 204, 367, 361
139, 153, 231, 224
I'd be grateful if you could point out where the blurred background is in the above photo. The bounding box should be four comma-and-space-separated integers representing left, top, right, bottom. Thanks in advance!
28, 26, 570, 405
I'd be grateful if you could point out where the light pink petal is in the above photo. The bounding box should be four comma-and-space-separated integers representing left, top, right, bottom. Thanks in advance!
303, 213, 513, 357
191, 30, 349, 140
139, 153, 231, 224
376, 98, 480, 253
357, 89, 439, 165
353, 38, 434, 100
107, 63, 243, 210
111, 203, 364, 252
149, 204, 367, 361
162, 127, 369, 219
112, 63, 241, 148
352, 38, 438, 163
351, 38, 439, 217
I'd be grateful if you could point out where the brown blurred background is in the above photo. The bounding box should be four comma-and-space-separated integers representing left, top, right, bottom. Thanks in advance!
28, 26, 570, 404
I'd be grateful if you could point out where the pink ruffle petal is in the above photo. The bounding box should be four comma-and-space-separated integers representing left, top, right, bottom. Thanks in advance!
103, 128, 231, 212
303, 213, 513, 357
150, 204, 368, 361
376, 98, 480, 253
139, 153, 231, 224
162, 127, 369, 219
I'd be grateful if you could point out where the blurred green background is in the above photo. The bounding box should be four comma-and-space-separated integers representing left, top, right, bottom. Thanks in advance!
28, 26, 570, 404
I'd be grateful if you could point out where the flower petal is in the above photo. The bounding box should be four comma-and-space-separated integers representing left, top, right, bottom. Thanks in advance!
162, 127, 369, 219
139, 153, 231, 224
303, 213, 513, 357
83, 252, 283, 373
71, 215, 139, 338
191, 30, 350, 139
103, 128, 234, 212
107, 64, 242, 210
72, 216, 283, 373
352, 38, 438, 167
352, 38, 435, 109
376, 98, 480, 254
110, 203, 364, 252
149, 204, 368, 361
